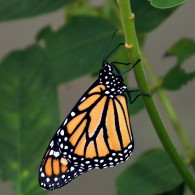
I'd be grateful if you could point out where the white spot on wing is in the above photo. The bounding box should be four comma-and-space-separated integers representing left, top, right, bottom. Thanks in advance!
60, 130, 64, 136
49, 150, 54, 155
108, 157, 113, 161
50, 141, 54, 148
54, 151, 60, 157
57, 129, 60, 135
128, 144, 132, 149
71, 112, 75, 117
81, 97, 86, 102
63, 119, 68, 125
54, 177, 58, 181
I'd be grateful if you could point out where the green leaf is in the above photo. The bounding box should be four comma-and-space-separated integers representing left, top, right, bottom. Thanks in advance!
116, 149, 183, 195
0, 0, 69, 22
159, 183, 185, 195
37, 17, 115, 84
150, 0, 189, 9
66, 2, 99, 22
129, 95, 145, 115
0, 46, 59, 195
165, 38, 195, 64
137, 34, 147, 48
163, 38, 195, 90
163, 66, 195, 90
131, 0, 177, 33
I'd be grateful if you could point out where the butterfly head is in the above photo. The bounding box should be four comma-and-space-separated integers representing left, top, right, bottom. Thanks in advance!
99, 61, 127, 97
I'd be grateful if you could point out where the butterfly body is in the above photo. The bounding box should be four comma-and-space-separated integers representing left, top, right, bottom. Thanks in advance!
39, 61, 134, 190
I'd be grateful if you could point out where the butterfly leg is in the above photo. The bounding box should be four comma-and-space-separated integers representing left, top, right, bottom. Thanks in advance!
111, 59, 141, 76
117, 59, 141, 76
126, 90, 151, 104
111, 63, 122, 75
111, 61, 131, 74
111, 62, 131, 66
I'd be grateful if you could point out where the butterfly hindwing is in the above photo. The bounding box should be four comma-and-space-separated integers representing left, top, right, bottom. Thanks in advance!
39, 135, 85, 190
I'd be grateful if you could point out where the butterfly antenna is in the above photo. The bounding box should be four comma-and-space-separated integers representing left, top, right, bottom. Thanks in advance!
103, 29, 118, 62
104, 43, 125, 62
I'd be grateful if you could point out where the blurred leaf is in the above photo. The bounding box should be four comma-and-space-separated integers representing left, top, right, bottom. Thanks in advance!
131, 0, 177, 33
150, 0, 189, 9
66, 1, 99, 23
129, 94, 145, 115
165, 38, 195, 64
159, 183, 185, 195
163, 66, 195, 90
96, 0, 121, 28
116, 149, 183, 195
0, 46, 59, 195
137, 34, 147, 48
37, 17, 115, 84
0, 0, 69, 22
163, 38, 195, 90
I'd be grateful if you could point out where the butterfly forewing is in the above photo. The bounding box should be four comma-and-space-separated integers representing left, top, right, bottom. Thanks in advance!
39, 62, 134, 190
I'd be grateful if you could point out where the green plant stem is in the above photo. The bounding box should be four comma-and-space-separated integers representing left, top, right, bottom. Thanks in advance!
142, 55, 195, 165
118, 0, 195, 193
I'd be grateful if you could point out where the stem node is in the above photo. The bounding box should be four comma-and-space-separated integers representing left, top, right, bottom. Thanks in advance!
130, 13, 135, 20
125, 43, 133, 49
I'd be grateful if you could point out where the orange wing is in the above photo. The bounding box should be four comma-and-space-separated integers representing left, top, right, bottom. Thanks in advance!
39, 138, 84, 190
39, 81, 134, 190
39, 81, 133, 190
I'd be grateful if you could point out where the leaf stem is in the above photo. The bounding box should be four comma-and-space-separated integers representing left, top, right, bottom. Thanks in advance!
118, 0, 195, 193
142, 55, 195, 165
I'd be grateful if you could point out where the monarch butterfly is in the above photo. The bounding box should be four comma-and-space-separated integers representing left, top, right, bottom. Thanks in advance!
38, 40, 150, 191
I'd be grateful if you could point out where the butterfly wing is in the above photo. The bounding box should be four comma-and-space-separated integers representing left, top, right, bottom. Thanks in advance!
39, 80, 134, 190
